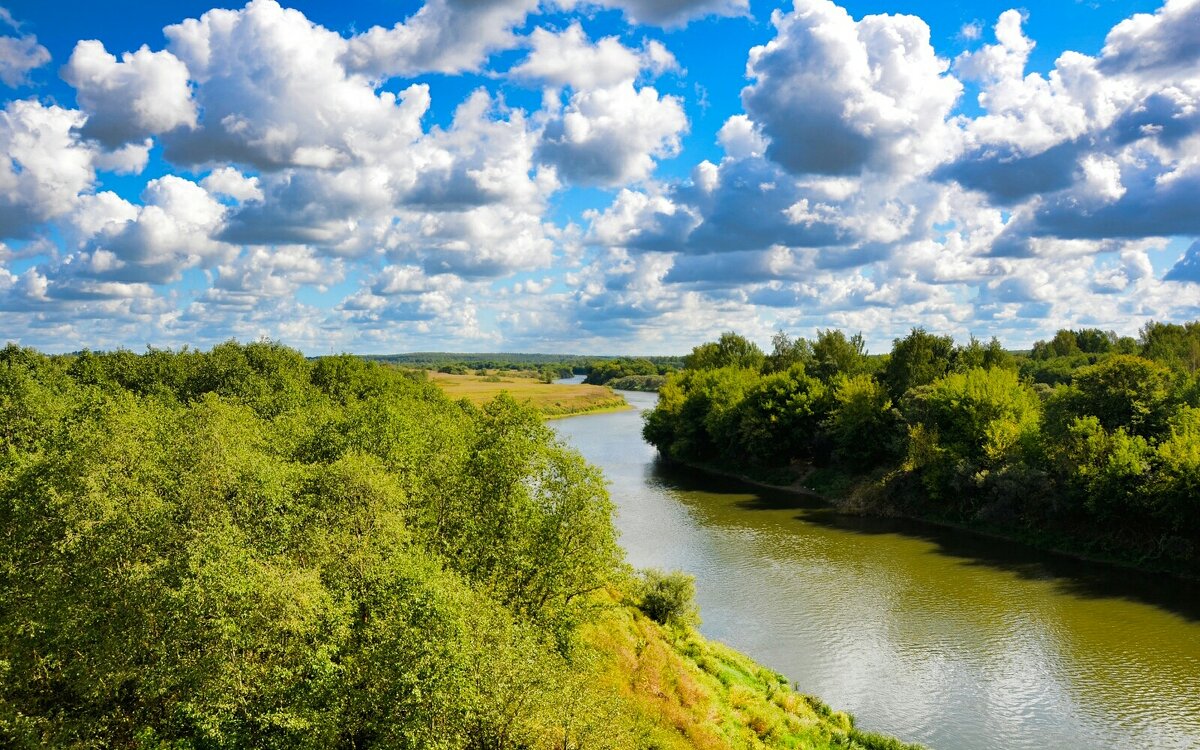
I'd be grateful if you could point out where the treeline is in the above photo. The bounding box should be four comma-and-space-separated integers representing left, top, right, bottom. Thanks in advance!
368, 352, 684, 387
583, 357, 681, 391
644, 323, 1200, 572
368, 352, 586, 383
0, 341, 915, 750
368, 351, 594, 371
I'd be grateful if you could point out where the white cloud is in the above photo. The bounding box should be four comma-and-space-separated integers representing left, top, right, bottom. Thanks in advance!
63, 40, 196, 147
0, 22, 49, 87
717, 114, 765, 159
342, 0, 537, 78
0, 100, 96, 238
742, 0, 962, 177
202, 245, 339, 308
201, 166, 264, 202
66, 175, 233, 285
556, 0, 749, 28
162, 0, 429, 169
510, 23, 679, 90
392, 203, 556, 278
1100, 0, 1200, 77
511, 23, 647, 90
538, 81, 687, 185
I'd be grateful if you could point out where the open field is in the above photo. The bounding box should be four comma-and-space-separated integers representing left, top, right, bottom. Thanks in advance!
427, 370, 629, 417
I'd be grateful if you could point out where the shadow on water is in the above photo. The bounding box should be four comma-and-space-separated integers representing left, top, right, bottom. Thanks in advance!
649, 458, 1200, 624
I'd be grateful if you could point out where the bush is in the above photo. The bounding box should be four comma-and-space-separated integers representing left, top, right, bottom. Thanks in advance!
634, 569, 699, 627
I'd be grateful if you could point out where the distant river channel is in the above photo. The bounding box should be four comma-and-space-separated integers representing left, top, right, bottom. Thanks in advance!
550, 380, 1200, 750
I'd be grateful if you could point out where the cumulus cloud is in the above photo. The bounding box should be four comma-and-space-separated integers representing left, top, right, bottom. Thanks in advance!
717, 115, 766, 159
342, 0, 537, 78
509, 23, 678, 90
202, 245, 339, 308
936, 3, 1200, 254
556, 0, 749, 28
0, 100, 96, 238
392, 203, 557, 278
62, 40, 196, 147
742, 0, 961, 177
340, 264, 482, 339
162, 0, 429, 169
66, 175, 233, 285
538, 81, 687, 185
1100, 0, 1200, 77
2, 0, 1198, 354
586, 153, 942, 263
403, 89, 549, 210
516, 24, 687, 187
201, 166, 264, 202
0, 11, 49, 87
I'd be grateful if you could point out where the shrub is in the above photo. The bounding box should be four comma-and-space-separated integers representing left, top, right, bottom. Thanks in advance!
634, 569, 699, 627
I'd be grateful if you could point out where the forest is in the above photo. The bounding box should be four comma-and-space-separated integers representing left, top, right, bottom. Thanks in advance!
643, 323, 1200, 575
0, 342, 916, 750
582, 358, 680, 391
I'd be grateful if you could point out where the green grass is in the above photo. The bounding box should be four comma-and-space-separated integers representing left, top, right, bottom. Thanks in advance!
580, 591, 925, 750
428, 370, 630, 417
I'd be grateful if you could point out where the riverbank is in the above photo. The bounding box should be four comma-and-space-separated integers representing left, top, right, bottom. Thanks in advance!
583, 592, 924, 750
658, 454, 1200, 581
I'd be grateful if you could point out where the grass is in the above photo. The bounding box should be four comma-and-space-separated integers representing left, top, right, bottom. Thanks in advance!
580, 590, 926, 750
427, 370, 630, 418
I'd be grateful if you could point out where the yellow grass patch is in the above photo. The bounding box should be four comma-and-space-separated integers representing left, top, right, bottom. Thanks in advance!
427, 370, 630, 418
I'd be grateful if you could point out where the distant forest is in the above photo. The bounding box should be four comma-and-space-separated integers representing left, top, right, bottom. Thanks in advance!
644, 322, 1200, 575
366, 352, 685, 387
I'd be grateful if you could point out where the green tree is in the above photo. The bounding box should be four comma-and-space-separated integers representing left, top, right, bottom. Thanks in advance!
734, 366, 829, 464
634, 569, 699, 628
825, 375, 899, 468
884, 328, 956, 400
764, 330, 813, 374
811, 329, 867, 382
1068, 355, 1172, 438
683, 332, 765, 372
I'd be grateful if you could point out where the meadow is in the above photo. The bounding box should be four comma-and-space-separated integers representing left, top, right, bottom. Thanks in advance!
427, 370, 630, 417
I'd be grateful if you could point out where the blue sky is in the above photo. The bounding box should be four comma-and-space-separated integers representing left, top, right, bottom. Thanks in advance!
0, 0, 1197, 354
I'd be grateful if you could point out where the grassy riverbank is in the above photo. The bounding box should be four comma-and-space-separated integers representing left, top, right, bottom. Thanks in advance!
584, 591, 923, 750
427, 370, 630, 417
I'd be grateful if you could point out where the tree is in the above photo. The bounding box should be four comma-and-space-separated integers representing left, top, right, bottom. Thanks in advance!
884, 328, 956, 400
643, 366, 760, 462
903, 367, 1041, 467
764, 330, 813, 374
734, 366, 829, 464
811, 329, 867, 381
683, 332, 765, 372
1141, 320, 1200, 374
1068, 355, 1172, 438
634, 569, 699, 627
825, 374, 899, 468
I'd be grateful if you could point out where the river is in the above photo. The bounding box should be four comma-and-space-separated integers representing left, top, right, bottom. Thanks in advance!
550, 384, 1200, 750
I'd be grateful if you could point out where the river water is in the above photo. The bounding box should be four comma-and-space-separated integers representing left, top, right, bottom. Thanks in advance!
550, 385, 1200, 750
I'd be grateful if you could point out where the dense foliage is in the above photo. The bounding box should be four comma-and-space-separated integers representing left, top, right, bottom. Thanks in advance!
1, 342, 916, 750
0, 342, 633, 748
583, 358, 679, 390
644, 325, 1200, 572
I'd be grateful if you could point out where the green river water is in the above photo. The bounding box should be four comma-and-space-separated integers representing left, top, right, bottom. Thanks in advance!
550, 386, 1200, 750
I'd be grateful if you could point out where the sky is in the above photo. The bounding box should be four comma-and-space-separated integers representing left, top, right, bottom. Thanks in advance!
0, 0, 1197, 355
